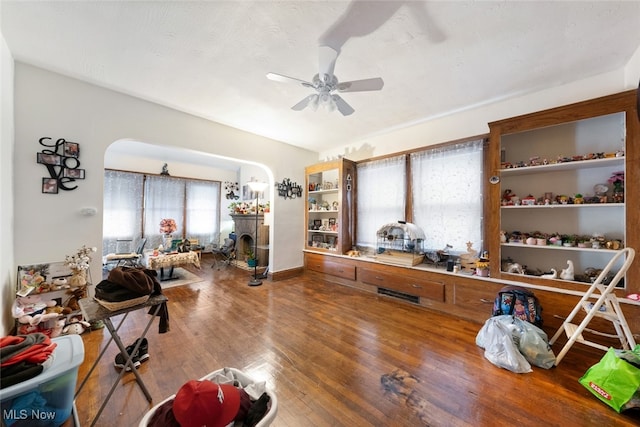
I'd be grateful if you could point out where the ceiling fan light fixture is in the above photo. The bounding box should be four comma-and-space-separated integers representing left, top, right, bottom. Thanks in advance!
310, 94, 320, 111
267, 45, 383, 116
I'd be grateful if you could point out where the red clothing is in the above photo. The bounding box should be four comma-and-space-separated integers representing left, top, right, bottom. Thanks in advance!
0, 334, 57, 367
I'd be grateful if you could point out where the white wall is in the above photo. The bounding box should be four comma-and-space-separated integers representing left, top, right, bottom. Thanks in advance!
12, 63, 316, 287
0, 33, 15, 336
320, 68, 636, 162
625, 44, 640, 88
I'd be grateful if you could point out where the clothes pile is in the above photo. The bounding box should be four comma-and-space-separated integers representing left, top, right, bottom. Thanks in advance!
95, 266, 170, 333
0, 333, 57, 388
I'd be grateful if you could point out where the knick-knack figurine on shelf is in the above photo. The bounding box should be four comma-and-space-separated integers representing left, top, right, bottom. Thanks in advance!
560, 260, 575, 281
609, 171, 624, 203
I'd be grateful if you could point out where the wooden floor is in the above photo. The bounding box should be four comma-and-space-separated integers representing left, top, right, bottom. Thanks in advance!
73, 254, 640, 426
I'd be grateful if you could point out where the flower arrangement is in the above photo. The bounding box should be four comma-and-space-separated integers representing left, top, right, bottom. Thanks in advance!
476, 260, 490, 270
65, 245, 96, 286
229, 201, 269, 215
159, 218, 177, 234
64, 245, 97, 272
608, 171, 624, 191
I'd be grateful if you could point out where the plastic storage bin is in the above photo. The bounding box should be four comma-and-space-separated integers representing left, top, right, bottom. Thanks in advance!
1, 334, 84, 427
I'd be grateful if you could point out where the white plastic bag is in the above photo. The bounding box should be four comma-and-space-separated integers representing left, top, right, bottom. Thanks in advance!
512, 317, 556, 369
476, 315, 532, 373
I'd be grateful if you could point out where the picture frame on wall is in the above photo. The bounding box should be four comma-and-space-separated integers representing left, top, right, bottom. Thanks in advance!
63, 141, 80, 158
37, 153, 61, 165
42, 178, 58, 194
63, 168, 85, 179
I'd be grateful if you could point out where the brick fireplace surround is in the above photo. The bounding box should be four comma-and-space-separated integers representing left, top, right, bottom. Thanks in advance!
230, 214, 269, 267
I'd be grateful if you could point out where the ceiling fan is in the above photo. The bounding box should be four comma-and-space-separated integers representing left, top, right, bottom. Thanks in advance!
266, 46, 384, 116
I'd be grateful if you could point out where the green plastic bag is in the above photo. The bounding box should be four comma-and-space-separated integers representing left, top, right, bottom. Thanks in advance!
579, 346, 640, 412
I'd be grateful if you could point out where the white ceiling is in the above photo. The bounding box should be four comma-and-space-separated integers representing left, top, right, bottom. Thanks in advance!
2, 1, 640, 153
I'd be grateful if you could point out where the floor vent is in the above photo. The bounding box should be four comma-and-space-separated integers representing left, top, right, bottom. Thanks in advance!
378, 287, 420, 304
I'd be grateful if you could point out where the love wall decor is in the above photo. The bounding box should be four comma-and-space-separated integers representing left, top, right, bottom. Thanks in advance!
36, 137, 85, 194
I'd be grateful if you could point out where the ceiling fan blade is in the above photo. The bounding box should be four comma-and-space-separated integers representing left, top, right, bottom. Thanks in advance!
337, 77, 384, 92
318, 45, 338, 83
291, 94, 318, 111
266, 72, 313, 88
332, 95, 355, 116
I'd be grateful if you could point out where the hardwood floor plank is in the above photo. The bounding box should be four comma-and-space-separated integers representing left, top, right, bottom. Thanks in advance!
72, 257, 640, 426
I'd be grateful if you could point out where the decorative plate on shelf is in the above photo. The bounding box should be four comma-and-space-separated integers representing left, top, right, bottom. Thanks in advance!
594, 183, 608, 195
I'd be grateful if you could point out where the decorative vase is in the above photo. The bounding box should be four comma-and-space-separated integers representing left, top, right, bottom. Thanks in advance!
163, 234, 173, 249
247, 259, 257, 267
476, 268, 489, 277
68, 269, 87, 287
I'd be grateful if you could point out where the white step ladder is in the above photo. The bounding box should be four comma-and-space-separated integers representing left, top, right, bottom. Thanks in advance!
550, 247, 636, 365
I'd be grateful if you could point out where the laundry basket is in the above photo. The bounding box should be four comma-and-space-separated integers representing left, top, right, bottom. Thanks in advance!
139, 367, 277, 426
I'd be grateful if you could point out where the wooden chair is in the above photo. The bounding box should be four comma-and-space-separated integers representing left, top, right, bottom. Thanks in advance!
549, 247, 636, 365
188, 238, 202, 260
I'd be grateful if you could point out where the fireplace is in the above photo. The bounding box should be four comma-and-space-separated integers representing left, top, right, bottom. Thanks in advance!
231, 214, 269, 267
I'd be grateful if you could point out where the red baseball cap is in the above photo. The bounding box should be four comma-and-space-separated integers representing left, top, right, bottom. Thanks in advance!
172, 380, 241, 427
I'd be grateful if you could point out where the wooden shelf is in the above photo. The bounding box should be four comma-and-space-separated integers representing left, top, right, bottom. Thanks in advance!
501, 243, 620, 253
501, 203, 623, 209
500, 156, 624, 176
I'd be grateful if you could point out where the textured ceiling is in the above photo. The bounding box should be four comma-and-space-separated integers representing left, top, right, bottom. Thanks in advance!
2, 1, 640, 153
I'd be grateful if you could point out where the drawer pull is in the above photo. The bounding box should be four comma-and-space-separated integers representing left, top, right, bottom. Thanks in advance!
410, 284, 423, 289
480, 298, 493, 304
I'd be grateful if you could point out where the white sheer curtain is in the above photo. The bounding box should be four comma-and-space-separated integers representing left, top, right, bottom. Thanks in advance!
104, 171, 222, 253
144, 175, 185, 249
411, 139, 484, 253
356, 155, 406, 248
103, 170, 144, 254
186, 180, 220, 247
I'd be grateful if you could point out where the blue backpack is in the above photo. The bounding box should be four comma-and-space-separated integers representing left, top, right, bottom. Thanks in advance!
492, 286, 543, 326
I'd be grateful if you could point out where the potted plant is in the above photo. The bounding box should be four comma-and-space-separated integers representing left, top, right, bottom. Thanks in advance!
573, 193, 584, 204
576, 235, 590, 248
561, 234, 576, 247
549, 232, 563, 246
245, 249, 257, 267
475, 259, 490, 277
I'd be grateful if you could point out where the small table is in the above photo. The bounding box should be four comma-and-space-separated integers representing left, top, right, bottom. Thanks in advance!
76, 294, 168, 427
146, 251, 201, 280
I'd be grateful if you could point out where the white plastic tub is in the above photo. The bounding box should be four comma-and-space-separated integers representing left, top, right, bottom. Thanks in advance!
0, 335, 84, 427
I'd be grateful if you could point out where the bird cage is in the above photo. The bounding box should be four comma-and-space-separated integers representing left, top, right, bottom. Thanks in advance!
375, 221, 425, 266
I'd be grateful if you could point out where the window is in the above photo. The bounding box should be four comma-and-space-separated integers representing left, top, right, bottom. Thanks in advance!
144, 175, 186, 248
356, 155, 406, 247
411, 139, 484, 252
185, 180, 220, 247
103, 170, 144, 255
355, 138, 484, 254
103, 170, 221, 254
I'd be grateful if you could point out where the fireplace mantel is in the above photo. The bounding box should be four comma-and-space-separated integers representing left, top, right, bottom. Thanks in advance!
231, 214, 269, 267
